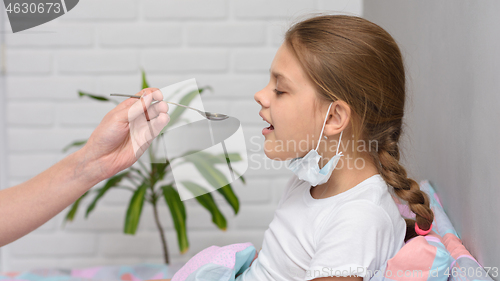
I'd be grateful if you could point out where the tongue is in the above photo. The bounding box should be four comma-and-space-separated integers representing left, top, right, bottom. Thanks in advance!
269, 125, 274, 130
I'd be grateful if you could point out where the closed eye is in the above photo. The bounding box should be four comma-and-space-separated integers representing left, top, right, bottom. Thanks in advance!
274, 89, 285, 96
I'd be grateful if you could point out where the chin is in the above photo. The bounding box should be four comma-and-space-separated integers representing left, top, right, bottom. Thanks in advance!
263, 147, 293, 161
263, 149, 281, 161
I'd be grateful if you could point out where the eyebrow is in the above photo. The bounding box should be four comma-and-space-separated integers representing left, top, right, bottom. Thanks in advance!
269, 68, 293, 86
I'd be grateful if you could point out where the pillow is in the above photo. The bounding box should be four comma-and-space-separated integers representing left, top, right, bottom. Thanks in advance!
368, 231, 453, 280
0, 263, 172, 280
370, 180, 494, 281
421, 181, 493, 281
170, 242, 256, 281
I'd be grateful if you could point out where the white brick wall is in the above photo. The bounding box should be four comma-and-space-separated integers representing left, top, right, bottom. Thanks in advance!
1, 0, 363, 272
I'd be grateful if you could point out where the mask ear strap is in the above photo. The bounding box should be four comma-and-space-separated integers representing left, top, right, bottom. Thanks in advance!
316, 102, 333, 151
336, 130, 343, 155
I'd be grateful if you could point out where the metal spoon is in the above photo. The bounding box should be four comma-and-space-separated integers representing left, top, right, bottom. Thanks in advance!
110, 93, 229, 121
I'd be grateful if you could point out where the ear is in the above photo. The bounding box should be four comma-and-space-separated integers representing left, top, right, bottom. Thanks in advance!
323, 100, 350, 137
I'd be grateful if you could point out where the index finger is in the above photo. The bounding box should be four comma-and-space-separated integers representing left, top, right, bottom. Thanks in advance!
137, 87, 163, 102
115, 88, 163, 112
122, 88, 166, 121
127, 93, 156, 122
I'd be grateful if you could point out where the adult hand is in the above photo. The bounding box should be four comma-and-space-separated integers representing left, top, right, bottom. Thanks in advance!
0, 88, 170, 247
81, 88, 170, 181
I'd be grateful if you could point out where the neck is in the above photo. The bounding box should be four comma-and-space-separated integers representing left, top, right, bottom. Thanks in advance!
311, 151, 379, 199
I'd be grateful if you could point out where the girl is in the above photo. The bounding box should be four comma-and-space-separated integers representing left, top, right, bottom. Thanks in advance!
237, 14, 434, 281
161, 14, 435, 281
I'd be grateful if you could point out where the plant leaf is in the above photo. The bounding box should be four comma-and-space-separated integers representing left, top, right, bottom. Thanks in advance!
141, 69, 149, 89
217, 183, 239, 214
213, 152, 245, 184
62, 139, 87, 153
85, 171, 130, 218
78, 91, 110, 102
160, 86, 212, 135
78, 91, 119, 105
124, 182, 148, 235
64, 190, 90, 224
232, 169, 246, 185
189, 150, 224, 164
161, 89, 200, 131
200, 86, 213, 94
152, 162, 169, 182
183, 154, 239, 214
216, 152, 242, 163
181, 181, 227, 230
165, 86, 186, 103
162, 184, 189, 253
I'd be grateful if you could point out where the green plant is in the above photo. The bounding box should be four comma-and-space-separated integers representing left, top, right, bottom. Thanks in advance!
63, 70, 245, 264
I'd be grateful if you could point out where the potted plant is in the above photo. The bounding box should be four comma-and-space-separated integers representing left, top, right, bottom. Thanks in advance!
63, 70, 245, 264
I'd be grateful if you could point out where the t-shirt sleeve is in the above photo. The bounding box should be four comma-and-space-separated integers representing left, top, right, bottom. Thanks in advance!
306, 200, 395, 280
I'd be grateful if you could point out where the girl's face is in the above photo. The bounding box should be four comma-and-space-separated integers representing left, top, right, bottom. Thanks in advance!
255, 43, 327, 161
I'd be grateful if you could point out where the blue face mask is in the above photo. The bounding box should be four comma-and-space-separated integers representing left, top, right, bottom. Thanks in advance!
286, 102, 344, 186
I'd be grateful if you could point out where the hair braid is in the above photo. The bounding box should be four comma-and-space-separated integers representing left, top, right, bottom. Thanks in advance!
372, 122, 434, 241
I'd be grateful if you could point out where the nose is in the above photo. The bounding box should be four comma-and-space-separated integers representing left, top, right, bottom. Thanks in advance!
254, 87, 270, 108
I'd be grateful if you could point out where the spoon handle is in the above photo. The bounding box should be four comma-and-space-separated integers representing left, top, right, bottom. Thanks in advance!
110, 93, 206, 116
163, 101, 205, 115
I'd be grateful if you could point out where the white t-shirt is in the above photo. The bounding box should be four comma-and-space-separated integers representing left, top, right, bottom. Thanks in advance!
236, 173, 406, 281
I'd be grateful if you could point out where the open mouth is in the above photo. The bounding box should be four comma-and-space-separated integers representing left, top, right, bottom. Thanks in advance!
263, 118, 274, 130
262, 118, 274, 135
